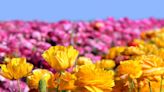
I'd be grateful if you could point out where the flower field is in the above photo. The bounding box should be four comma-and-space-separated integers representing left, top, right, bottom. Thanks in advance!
0, 17, 164, 92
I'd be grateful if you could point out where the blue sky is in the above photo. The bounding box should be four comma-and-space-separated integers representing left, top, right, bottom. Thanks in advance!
0, 0, 163, 22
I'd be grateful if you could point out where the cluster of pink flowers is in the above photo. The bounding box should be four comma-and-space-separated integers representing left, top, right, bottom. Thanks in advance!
0, 17, 164, 91
0, 17, 164, 68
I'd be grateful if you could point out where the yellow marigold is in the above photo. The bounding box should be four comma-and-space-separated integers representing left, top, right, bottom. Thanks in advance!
0, 57, 33, 80
133, 39, 145, 45
134, 55, 164, 81
140, 30, 156, 40
117, 60, 142, 79
42, 46, 79, 71
96, 59, 116, 69
59, 72, 76, 91
77, 57, 93, 65
75, 64, 115, 92
138, 43, 158, 54
106, 46, 125, 59
140, 80, 164, 92
154, 48, 164, 60
27, 69, 58, 89
151, 36, 164, 48
123, 47, 145, 56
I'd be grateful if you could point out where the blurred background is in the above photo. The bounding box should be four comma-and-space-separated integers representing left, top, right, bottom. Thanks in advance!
0, 0, 163, 22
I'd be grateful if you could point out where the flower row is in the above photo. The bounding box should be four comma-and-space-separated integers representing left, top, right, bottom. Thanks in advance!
0, 28, 164, 92
0, 17, 164, 69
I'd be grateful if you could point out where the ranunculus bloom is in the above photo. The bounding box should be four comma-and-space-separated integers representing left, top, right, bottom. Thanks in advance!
96, 59, 116, 69
117, 60, 142, 79
135, 55, 164, 81
106, 46, 125, 59
140, 80, 164, 92
0, 57, 33, 80
59, 72, 76, 91
42, 46, 79, 71
75, 64, 115, 92
77, 57, 93, 65
122, 47, 145, 56
27, 69, 58, 89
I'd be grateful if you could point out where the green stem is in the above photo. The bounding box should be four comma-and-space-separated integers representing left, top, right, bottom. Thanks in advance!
148, 81, 152, 92
128, 78, 135, 92
160, 77, 163, 92
17, 79, 21, 92
39, 79, 47, 92
56, 72, 62, 92
56, 86, 59, 92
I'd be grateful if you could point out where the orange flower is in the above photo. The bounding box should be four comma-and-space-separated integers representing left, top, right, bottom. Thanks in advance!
123, 47, 145, 56
75, 64, 115, 92
117, 60, 142, 79
96, 59, 116, 69
27, 69, 58, 89
151, 36, 164, 48
76, 57, 93, 65
140, 30, 156, 40
140, 80, 164, 92
135, 55, 164, 81
59, 72, 76, 90
0, 57, 33, 80
106, 46, 125, 59
154, 48, 164, 60
42, 46, 79, 71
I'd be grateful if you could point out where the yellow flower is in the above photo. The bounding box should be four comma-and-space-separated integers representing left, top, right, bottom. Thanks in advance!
27, 69, 58, 89
96, 59, 116, 69
75, 64, 115, 92
117, 60, 142, 79
140, 80, 164, 92
140, 30, 156, 40
0, 57, 33, 80
59, 72, 76, 91
151, 36, 164, 48
133, 39, 145, 45
154, 48, 164, 60
123, 47, 145, 56
77, 57, 93, 65
134, 55, 164, 81
42, 46, 79, 71
106, 46, 125, 59
138, 43, 158, 54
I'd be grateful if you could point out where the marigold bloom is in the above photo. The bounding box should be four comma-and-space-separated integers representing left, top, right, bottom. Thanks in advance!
27, 69, 58, 89
96, 59, 116, 69
133, 39, 145, 45
0, 57, 33, 80
106, 46, 125, 59
138, 43, 158, 54
42, 46, 79, 71
59, 72, 76, 90
77, 57, 92, 65
75, 64, 115, 92
117, 60, 142, 79
151, 36, 164, 48
140, 30, 156, 40
123, 47, 145, 56
134, 55, 164, 81
140, 80, 164, 92
154, 48, 164, 60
